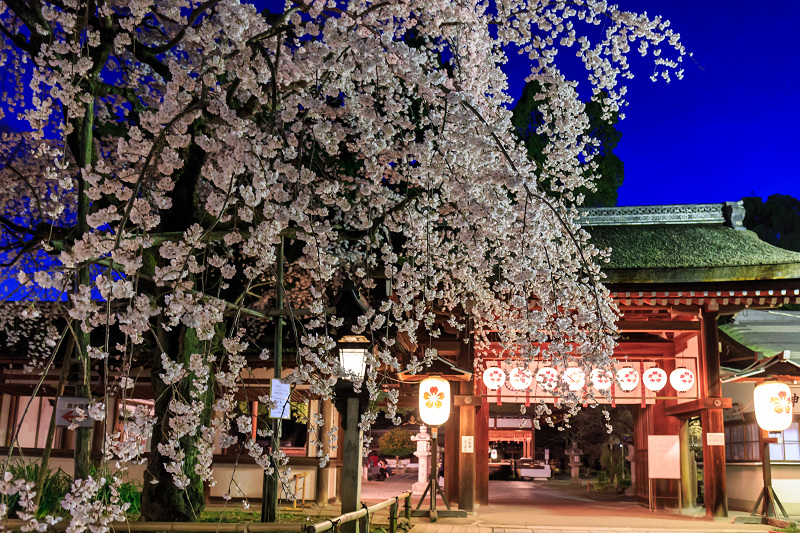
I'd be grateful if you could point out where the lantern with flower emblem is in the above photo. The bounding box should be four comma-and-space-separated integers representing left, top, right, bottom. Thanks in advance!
419, 376, 451, 426
563, 367, 586, 391
617, 367, 639, 392
669, 368, 695, 393
643, 367, 667, 392
590, 369, 614, 391
482, 367, 506, 391
509, 367, 533, 390
536, 367, 559, 391
754, 381, 793, 432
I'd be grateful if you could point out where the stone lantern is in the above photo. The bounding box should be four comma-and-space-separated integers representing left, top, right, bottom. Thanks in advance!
411, 425, 431, 494
565, 442, 583, 485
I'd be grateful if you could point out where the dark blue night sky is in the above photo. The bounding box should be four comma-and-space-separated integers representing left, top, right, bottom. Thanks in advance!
4, 1, 798, 208
567, 1, 800, 207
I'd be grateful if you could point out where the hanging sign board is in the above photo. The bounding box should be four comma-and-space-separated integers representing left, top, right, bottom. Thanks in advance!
270, 379, 292, 419
647, 435, 680, 479
55, 397, 94, 428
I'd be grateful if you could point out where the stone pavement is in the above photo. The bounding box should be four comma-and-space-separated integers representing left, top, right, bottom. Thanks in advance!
410, 527, 769, 533
358, 474, 780, 532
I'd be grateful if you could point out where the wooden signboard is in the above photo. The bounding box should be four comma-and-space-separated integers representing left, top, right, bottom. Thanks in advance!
647, 435, 680, 479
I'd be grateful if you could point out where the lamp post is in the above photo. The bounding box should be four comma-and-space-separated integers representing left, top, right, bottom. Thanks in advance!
412, 375, 465, 521
332, 281, 370, 533
751, 380, 792, 520
336, 337, 369, 533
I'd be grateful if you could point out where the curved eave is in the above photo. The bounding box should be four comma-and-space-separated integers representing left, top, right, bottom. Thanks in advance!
601, 262, 800, 285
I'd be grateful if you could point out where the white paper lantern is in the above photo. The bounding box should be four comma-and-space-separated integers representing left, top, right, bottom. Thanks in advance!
482, 367, 506, 391
563, 367, 586, 391
509, 367, 533, 390
590, 369, 614, 390
536, 367, 559, 391
754, 381, 793, 431
617, 367, 639, 392
669, 368, 695, 393
643, 367, 667, 392
419, 376, 451, 426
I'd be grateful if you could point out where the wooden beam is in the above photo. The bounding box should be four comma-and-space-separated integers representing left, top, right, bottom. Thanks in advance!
616, 341, 676, 356
664, 398, 732, 417
454, 395, 482, 406
617, 320, 700, 332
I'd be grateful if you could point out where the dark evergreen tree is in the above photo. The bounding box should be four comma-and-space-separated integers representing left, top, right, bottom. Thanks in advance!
742, 194, 800, 252
511, 81, 624, 207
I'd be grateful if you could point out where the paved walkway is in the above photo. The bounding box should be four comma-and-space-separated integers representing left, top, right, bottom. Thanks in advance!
358, 474, 783, 532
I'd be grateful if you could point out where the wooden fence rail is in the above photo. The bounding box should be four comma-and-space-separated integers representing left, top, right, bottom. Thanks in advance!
306, 491, 412, 533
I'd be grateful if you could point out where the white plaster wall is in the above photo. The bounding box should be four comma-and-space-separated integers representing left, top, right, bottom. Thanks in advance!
727, 463, 800, 513
724, 382, 756, 413
210, 464, 318, 501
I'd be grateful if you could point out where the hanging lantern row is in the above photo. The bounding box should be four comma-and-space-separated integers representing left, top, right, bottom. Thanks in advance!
482, 365, 695, 393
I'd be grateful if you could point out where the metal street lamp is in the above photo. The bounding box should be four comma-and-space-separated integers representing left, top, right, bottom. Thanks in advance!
751, 380, 792, 520
338, 335, 369, 381
332, 281, 371, 533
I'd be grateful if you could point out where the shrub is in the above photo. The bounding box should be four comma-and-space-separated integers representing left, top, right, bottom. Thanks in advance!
3, 462, 72, 519
378, 428, 415, 459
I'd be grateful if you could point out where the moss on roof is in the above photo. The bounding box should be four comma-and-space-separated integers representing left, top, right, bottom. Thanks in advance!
587, 225, 800, 284
589, 225, 800, 269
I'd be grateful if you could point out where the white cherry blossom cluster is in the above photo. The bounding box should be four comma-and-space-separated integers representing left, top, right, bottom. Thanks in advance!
0, 0, 685, 523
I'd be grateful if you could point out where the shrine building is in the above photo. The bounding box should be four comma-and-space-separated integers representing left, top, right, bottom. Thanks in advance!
1, 202, 800, 517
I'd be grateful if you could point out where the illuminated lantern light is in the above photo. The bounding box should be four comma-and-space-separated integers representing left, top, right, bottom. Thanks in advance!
419, 376, 451, 426
590, 369, 614, 390
617, 367, 639, 392
482, 367, 506, 391
536, 367, 559, 391
643, 367, 667, 392
509, 367, 533, 390
669, 368, 695, 393
754, 381, 793, 432
563, 367, 586, 391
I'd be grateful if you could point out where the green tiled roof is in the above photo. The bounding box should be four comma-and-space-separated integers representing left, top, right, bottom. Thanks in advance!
588, 225, 800, 284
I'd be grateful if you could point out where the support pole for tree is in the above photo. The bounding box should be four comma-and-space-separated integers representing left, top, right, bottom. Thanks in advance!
262, 235, 284, 522
34, 338, 73, 508
314, 400, 332, 506
74, 99, 95, 482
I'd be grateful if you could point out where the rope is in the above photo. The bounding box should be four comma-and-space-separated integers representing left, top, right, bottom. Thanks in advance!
361, 501, 370, 532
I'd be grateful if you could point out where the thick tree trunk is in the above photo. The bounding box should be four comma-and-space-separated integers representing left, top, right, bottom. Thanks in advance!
141, 326, 215, 521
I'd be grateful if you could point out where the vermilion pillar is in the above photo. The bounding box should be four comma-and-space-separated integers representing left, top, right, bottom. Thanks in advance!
475, 379, 490, 505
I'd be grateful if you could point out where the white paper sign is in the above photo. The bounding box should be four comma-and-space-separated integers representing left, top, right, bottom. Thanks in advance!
270, 379, 292, 419
647, 435, 680, 479
55, 397, 93, 428
461, 436, 474, 453
706, 432, 725, 446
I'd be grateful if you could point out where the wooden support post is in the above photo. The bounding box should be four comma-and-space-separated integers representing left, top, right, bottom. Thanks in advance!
475, 379, 489, 506
341, 396, 363, 533
700, 310, 728, 518
458, 381, 477, 511
444, 398, 460, 504
679, 419, 696, 508
315, 400, 332, 506
262, 236, 284, 523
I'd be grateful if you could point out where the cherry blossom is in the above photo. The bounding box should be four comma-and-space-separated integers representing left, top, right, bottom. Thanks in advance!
0, 0, 685, 527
